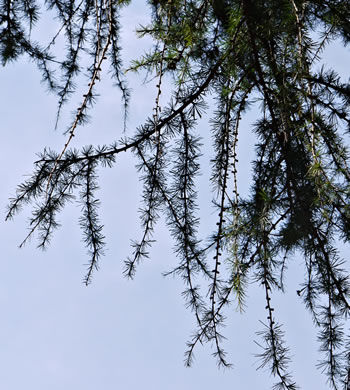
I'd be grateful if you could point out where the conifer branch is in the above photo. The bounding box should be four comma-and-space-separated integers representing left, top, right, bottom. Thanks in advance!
3, 1, 350, 386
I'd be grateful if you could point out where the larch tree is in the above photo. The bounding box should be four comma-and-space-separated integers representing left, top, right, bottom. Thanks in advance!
2, 0, 350, 388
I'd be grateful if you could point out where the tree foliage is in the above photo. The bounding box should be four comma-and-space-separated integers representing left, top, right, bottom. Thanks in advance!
2, 0, 350, 388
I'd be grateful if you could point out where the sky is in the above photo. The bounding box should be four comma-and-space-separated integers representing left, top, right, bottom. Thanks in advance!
0, 2, 349, 390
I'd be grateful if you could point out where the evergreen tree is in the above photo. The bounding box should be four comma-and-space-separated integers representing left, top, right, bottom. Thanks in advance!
2, 0, 350, 388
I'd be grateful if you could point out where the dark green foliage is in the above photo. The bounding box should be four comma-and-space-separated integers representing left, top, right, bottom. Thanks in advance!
3, 0, 350, 388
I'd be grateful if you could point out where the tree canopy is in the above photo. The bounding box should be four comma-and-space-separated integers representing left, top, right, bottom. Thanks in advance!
2, 0, 350, 388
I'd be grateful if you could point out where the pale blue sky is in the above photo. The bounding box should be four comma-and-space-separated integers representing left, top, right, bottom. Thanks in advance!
0, 2, 349, 389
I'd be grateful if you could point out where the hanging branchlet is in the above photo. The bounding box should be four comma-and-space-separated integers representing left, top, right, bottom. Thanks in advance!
79, 153, 105, 285
208, 86, 235, 361
315, 261, 347, 389
123, 0, 174, 279
254, 237, 297, 390
4, 0, 350, 387
255, 319, 298, 390
167, 112, 206, 322
123, 136, 166, 278
317, 303, 344, 390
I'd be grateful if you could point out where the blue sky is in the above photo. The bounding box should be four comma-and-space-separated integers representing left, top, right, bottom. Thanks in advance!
0, 2, 349, 389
